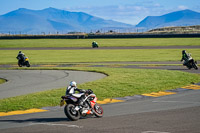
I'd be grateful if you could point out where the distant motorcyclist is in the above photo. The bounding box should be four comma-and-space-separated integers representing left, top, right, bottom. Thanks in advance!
16, 51, 30, 67
92, 41, 99, 48
65, 81, 86, 106
16, 51, 25, 64
181, 50, 198, 70
181, 50, 190, 66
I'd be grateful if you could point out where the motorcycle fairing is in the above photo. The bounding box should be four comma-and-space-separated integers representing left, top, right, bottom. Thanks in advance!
25, 57, 29, 61
68, 96, 78, 102
72, 93, 85, 98
90, 97, 97, 108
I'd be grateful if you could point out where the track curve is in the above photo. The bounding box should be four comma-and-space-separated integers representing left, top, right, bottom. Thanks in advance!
0, 70, 106, 99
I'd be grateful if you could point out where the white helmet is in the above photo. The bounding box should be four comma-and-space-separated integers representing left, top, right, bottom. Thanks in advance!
70, 81, 77, 87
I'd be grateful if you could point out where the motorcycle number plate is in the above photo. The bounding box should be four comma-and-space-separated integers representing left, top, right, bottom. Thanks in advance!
60, 100, 66, 107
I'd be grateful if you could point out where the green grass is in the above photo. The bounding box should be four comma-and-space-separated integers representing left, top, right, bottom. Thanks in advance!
0, 38, 200, 48
0, 67, 200, 112
0, 49, 200, 64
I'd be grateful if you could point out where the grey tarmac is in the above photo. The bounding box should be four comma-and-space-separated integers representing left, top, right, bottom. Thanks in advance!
0, 70, 106, 99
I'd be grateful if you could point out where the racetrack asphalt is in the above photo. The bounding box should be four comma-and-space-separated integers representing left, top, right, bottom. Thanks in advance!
0, 45, 200, 133
0, 70, 106, 99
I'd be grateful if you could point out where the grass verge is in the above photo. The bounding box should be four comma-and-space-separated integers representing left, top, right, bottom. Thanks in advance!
0, 67, 200, 112
0, 38, 200, 48
0, 49, 200, 64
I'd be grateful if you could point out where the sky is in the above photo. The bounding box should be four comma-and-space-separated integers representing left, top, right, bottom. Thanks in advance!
1, 0, 200, 25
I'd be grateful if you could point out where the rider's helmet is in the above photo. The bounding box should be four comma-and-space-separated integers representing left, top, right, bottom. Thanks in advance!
70, 81, 77, 87
182, 50, 186, 54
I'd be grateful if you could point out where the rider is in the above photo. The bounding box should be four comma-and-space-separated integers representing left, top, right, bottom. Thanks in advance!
92, 41, 98, 48
16, 51, 25, 63
181, 50, 190, 66
66, 81, 86, 106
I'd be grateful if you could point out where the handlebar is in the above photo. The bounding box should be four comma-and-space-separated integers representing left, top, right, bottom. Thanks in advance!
86, 89, 93, 95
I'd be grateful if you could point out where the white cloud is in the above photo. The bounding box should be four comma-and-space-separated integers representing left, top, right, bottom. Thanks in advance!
64, 5, 153, 25
154, 3, 161, 7
178, 5, 188, 10
63, 3, 192, 25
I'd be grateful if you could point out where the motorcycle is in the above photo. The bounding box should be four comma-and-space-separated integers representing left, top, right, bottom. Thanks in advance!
60, 89, 103, 121
17, 56, 30, 67
92, 42, 99, 48
182, 54, 198, 70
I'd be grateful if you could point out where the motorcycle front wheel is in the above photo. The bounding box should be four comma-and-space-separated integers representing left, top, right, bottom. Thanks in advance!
193, 63, 198, 70
26, 61, 30, 67
93, 103, 103, 117
18, 61, 22, 67
64, 104, 80, 121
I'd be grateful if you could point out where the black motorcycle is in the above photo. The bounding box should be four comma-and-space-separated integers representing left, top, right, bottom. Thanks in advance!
185, 59, 198, 70
17, 56, 30, 67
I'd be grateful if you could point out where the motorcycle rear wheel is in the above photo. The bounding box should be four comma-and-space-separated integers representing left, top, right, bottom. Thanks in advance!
64, 104, 80, 121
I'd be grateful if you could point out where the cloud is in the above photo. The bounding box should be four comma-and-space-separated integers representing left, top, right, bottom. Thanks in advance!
178, 5, 188, 10
64, 5, 159, 25
63, 2, 191, 25
154, 3, 161, 7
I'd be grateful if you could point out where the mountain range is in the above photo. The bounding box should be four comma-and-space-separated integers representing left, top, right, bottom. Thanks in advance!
136, 9, 200, 29
0, 7, 132, 34
0, 8, 200, 34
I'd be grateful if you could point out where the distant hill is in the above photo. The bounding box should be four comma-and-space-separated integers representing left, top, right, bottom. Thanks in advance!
0, 7, 133, 34
147, 25, 200, 34
136, 9, 200, 30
